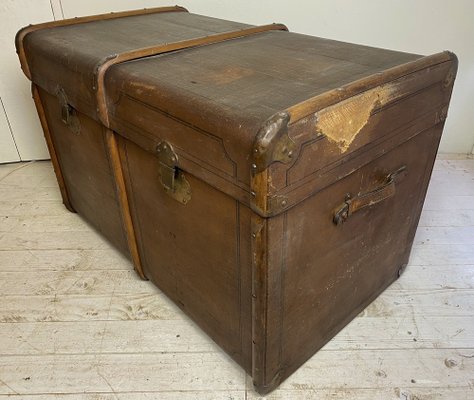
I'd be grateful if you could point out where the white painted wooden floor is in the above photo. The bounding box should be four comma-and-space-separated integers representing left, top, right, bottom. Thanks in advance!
0, 156, 473, 399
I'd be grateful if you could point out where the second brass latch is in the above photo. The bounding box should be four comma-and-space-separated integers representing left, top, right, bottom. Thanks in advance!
156, 141, 191, 205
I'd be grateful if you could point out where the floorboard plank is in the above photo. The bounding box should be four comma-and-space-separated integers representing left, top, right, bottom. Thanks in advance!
1, 315, 472, 356
0, 353, 245, 395
0, 271, 154, 296
0, 392, 245, 399
418, 209, 474, 227
246, 349, 474, 393
409, 243, 474, 265
1, 264, 472, 296
0, 293, 183, 323
0, 250, 133, 272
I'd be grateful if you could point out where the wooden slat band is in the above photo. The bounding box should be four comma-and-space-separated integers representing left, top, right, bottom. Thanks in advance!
31, 84, 75, 213
95, 23, 289, 127
286, 51, 457, 123
105, 129, 147, 280
16, 6, 188, 80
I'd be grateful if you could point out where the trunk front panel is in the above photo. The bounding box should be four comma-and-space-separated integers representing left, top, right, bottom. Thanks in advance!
118, 137, 253, 372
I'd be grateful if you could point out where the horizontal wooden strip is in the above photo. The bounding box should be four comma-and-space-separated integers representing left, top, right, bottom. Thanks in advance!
414, 226, 474, 245
271, 348, 473, 391
0, 320, 218, 356
0, 187, 61, 202
0, 162, 55, 183
360, 289, 474, 318
0, 162, 42, 179
1, 288, 472, 324
0, 393, 245, 400
427, 172, 474, 196
0, 388, 470, 400
0, 270, 154, 296
0, 201, 68, 217
0, 349, 471, 395
0, 172, 57, 189
418, 209, 474, 227
422, 195, 474, 211
0, 352, 245, 395
0, 293, 183, 323
0, 264, 472, 297
0, 214, 88, 233
409, 243, 474, 265
0, 231, 112, 251
326, 315, 474, 351
434, 158, 474, 171
389, 265, 474, 290
0, 249, 132, 272
436, 154, 473, 161
248, 387, 472, 400
0, 314, 471, 357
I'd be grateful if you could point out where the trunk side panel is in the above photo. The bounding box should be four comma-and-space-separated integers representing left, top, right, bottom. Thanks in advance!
38, 88, 130, 256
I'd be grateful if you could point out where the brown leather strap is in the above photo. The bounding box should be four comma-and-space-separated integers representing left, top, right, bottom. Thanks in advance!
333, 166, 406, 225
16, 6, 188, 80
95, 23, 288, 127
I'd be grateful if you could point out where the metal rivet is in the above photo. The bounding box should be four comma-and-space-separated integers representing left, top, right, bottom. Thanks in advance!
287, 150, 293, 158
254, 148, 259, 154
251, 163, 257, 170
251, 191, 256, 197
281, 200, 287, 207
251, 233, 256, 238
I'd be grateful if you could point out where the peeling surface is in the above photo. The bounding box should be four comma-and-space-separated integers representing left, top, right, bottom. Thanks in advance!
314, 84, 397, 152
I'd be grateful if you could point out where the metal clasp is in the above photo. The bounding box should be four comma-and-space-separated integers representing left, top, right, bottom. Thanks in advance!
156, 141, 191, 205
56, 87, 81, 134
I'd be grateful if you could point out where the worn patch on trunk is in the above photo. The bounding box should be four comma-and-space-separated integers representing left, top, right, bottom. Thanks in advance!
197, 65, 254, 86
315, 84, 396, 152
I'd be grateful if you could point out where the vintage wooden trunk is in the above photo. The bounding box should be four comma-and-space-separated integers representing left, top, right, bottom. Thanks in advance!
16, 6, 457, 393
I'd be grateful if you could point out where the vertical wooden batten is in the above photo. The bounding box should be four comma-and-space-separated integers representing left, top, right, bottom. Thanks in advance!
105, 129, 146, 280
251, 212, 286, 394
31, 83, 74, 213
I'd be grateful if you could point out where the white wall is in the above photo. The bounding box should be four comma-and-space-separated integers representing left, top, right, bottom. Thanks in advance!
0, 0, 55, 162
0, 95, 19, 163
1, 0, 473, 162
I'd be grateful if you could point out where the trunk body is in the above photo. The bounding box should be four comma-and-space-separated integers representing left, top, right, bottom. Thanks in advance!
17, 6, 457, 393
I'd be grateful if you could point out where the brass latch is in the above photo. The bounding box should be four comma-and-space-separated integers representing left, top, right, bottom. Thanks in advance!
56, 87, 81, 134
156, 141, 191, 205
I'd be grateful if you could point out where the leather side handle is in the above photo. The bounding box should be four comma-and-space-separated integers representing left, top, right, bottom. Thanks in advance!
333, 166, 406, 225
